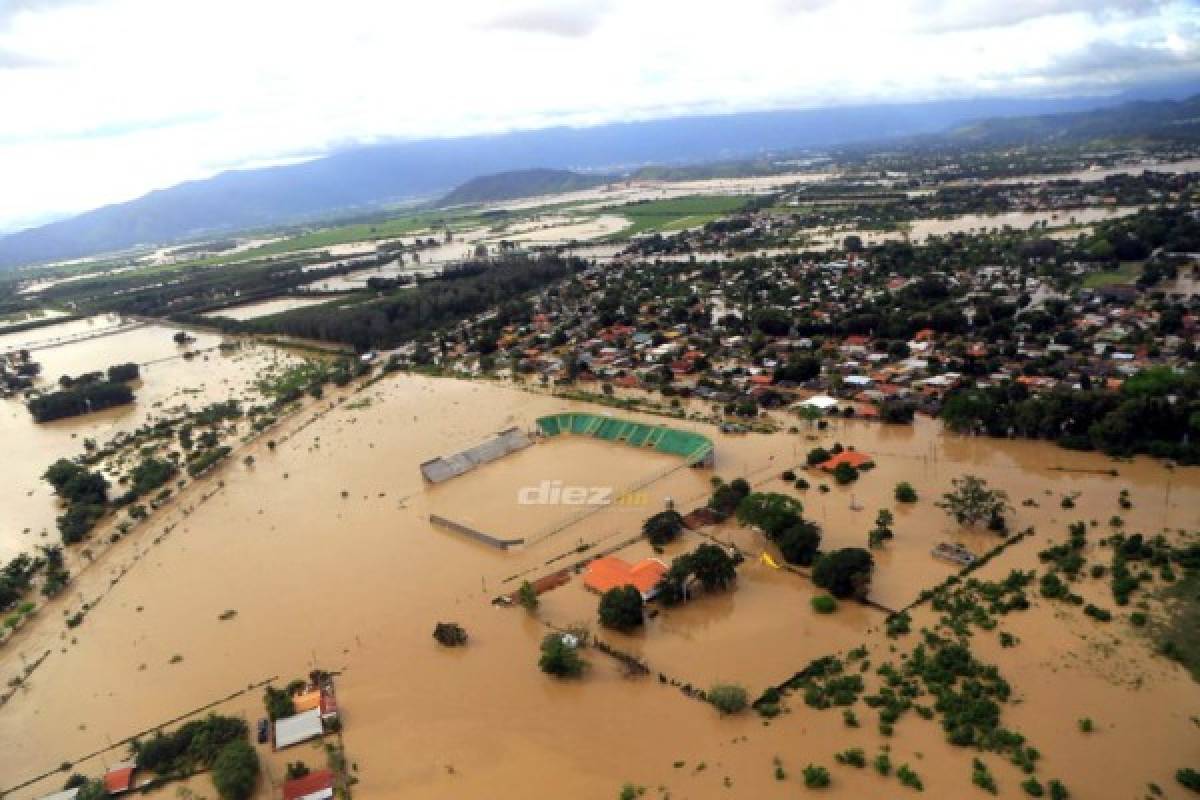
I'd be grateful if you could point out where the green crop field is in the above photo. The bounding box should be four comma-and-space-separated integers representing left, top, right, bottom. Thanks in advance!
605, 195, 750, 238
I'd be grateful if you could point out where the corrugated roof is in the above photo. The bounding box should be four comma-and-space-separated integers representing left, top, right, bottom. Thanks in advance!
38, 789, 80, 800
104, 766, 135, 794
275, 708, 324, 750
283, 770, 335, 800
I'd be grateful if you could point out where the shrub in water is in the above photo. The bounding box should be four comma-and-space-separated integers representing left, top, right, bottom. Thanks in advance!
811, 594, 838, 614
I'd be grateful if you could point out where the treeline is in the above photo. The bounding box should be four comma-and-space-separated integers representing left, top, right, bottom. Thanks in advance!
192, 255, 581, 351
59, 362, 140, 388
36, 249, 377, 316
941, 367, 1200, 463
42, 459, 109, 543
28, 380, 134, 422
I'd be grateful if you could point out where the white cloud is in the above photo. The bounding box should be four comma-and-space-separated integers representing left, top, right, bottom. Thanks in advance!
0, 0, 1195, 230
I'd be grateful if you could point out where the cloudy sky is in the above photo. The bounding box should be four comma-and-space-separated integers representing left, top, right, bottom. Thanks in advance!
0, 0, 1197, 232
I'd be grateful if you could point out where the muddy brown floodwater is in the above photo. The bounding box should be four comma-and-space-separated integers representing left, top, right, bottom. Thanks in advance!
0, 318, 308, 562
0, 374, 1196, 799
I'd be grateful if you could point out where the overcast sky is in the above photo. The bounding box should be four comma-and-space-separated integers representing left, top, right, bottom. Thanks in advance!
0, 0, 1197, 232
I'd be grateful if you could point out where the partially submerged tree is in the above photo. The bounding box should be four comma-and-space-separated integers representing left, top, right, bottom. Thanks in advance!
539, 632, 586, 678
868, 509, 895, 549
680, 543, 738, 593
598, 585, 644, 631
433, 622, 468, 647
516, 581, 539, 612
777, 519, 822, 566
642, 510, 684, 546
813, 548, 874, 600
708, 477, 751, 515
736, 492, 803, 537
708, 683, 749, 714
212, 739, 259, 800
936, 475, 1011, 528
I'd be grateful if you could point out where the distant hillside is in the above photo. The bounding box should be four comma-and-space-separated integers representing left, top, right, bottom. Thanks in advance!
947, 94, 1200, 146
0, 92, 1173, 269
437, 169, 612, 207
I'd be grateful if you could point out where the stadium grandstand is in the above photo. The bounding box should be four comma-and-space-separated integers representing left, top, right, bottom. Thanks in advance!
536, 413, 714, 466
420, 426, 533, 483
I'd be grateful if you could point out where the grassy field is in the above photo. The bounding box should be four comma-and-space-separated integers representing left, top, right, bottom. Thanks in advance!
1154, 566, 1200, 683
1082, 261, 1143, 288
605, 195, 750, 238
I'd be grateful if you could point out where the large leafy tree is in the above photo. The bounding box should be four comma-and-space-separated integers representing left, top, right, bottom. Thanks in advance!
777, 519, 822, 566
736, 492, 803, 537
212, 739, 260, 800
539, 633, 586, 677
813, 548, 874, 600
598, 585, 644, 631
642, 510, 684, 546
686, 544, 738, 592
936, 475, 1010, 528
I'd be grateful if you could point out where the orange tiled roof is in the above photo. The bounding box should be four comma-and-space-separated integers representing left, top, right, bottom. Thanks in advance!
293, 690, 321, 713
584, 556, 667, 595
818, 450, 874, 471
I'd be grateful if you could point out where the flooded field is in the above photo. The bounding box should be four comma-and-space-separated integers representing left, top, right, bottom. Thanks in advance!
796, 206, 1147, 250
499, 213, 631, 244
0, 309, 69, 331
203, 295, 347, 321
976, 157, 1200, 186
905, 205, 1146, 240
0, 319, 306, 561
496, 172, 833, 214
0, 375, 1196, 799
0, 313, 131, 354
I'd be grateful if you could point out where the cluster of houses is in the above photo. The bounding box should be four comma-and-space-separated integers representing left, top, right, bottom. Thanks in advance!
382, 233, 1197, 426
38, 676, 343, 800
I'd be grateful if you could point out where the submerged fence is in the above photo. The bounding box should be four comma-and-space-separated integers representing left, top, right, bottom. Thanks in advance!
429, 514, 524, 550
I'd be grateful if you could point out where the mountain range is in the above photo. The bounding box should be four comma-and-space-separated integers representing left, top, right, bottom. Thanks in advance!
1, 86, 1198, 270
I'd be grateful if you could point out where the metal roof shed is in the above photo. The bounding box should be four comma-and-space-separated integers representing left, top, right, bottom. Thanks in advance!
274, 708, 324, 750
38, 790, 80, 800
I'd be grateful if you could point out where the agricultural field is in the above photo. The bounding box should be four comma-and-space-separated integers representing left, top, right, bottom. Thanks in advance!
604, 195, 752, 237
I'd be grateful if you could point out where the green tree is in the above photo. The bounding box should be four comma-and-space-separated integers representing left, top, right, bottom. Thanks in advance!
868, 509, 894, 549
539, 632, 585, 677
777, 519, 822, 566
708, 683, 749, 714
642, 510, 684, 546
736, 492, 802, 537
517, 581, 539, 611
598, 586, 644, 631
812, 548, 874, 600
687, 544, 738, 592
936, 475, 1010, 528
894, 482, 918, 503
832, 462, 859, 485
211, 739, 259, 800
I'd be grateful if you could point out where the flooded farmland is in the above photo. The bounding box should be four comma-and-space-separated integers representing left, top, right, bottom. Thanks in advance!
0, 372, 1195, 799
203, 295, 349, 321
0, 318, 307, 561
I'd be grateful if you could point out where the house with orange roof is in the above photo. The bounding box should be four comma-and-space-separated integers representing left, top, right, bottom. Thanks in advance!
283, 769, 335, 800
104, 764, 136, 795
817, 450, 874, 472
583, 556, 668, 600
